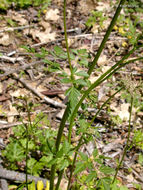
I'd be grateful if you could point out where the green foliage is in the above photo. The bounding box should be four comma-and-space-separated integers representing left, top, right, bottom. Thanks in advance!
115, 12, 143, 45
74, 148, 115, 189
132, 129, 143, 150
2, 109, 55, 175
2, 1, 143, 190
86, 10, 108, 30
0, 0, 51, 9
138, 153, 143, 165
124, 0, 143, 13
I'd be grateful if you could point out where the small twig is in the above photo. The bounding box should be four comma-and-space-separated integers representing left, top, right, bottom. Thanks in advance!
13, 74, 66, 108
0, 168, 47, 187
0, 60, 42, 79
124, 162, 143, 183
0, 179, 8, 190
0, 55, 23, 63
0, 121, 29, 129
0, 25, 35, 33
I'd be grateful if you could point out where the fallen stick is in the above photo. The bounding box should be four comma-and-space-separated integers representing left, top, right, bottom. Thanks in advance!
0, 121, 29, 130
0, 168, 47, 187
0, 55, 23, 63
0, 179, 8, 190
0, 25, 35, 33
0, 60, 42, 79
13, 74, 66, 108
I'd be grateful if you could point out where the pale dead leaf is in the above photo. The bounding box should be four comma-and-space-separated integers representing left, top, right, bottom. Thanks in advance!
98, 83, 109, 101
11, 12, 28, 25
91, 25, 99, 34
97, 54, 107, 66
39, 21, 50, 30
8, 103, 18, 123
89, 74, 98, 83
56, 109, 65, 119
77, 0, 97, 13
45, 9, 60, 21
30, 21, 56, 43
0, 33, 11, 46
0, 83, 2, 94
67, 38, 75, 47
10, 89, 28, 97
101, 66, 110, 73
102, 19, 111, 29
35, 30, 56, 43
60, 178, 68, 190
126, 174, 134, 182
96, 2, 110, 12
110, 102, 130, 121
119, 103, 130, 120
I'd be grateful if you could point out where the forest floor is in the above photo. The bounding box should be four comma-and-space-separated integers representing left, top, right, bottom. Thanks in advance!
0, 0, 143, 189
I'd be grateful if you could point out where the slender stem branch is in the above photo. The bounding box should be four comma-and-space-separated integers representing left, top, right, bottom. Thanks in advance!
68, 48, 142, 143
50, 107, 69, 190
89, 87, 123, 126
55, 170, 64, 190
88, 0, 126, 75
25, 123, 28, 190
50, 164, 56, 190
67, 137, 83, 190
67, 88, 123, 189
63, 0, 74, 80
25, 100, 32, 190
112, 96, 134, 183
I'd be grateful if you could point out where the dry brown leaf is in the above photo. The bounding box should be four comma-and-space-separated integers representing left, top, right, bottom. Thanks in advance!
0, 33, 11, 46
45, 9, 60, 21
10, 89, 28, 97
91, 25, 99, 34
0, 83, 2, 94
7, 103, 18, 123
119, 103, 130, 120
29, 21, 56, 43
110, 102, 130, 121
11, 12, 28, 25
101, 66, 110, 73
77, 0, 97, 14
0, 95, 10, 102
96, 2, 110, 12
59, 178, 68, 190
97, 54, 107, 66
40, 21, 50, 30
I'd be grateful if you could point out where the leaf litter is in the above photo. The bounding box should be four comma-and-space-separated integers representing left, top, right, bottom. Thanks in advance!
0, 0, 143, 189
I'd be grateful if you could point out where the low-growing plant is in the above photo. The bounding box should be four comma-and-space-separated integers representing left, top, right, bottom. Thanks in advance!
85, 10, 108, 30
2, 0, 143, 190
0, 0, 51, 10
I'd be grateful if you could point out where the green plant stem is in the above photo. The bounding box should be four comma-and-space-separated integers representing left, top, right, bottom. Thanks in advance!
112, 96, 134, 183
25, 123, 28, 190
67, 88, 123, 189
50, 164, 56, 190
50, 1, 127, 187
88, 0, 126, 75
63, 0, 74, 80
67, 137, 83, 190
89, 87, 123, 126
67, 47, 142, 143
55, 170, 64, 190
25, 100, 32, 190
50, 107, 70, 190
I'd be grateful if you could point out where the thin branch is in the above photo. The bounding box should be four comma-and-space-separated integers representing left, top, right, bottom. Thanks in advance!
0, 25, 35, 33
13, 74, 66, 108
0, 168, 47, 187
0, 60, 42, 79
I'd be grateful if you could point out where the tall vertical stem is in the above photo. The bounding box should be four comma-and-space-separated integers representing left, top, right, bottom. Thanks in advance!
112, 96, 134, 183
88, 0, 126, 75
